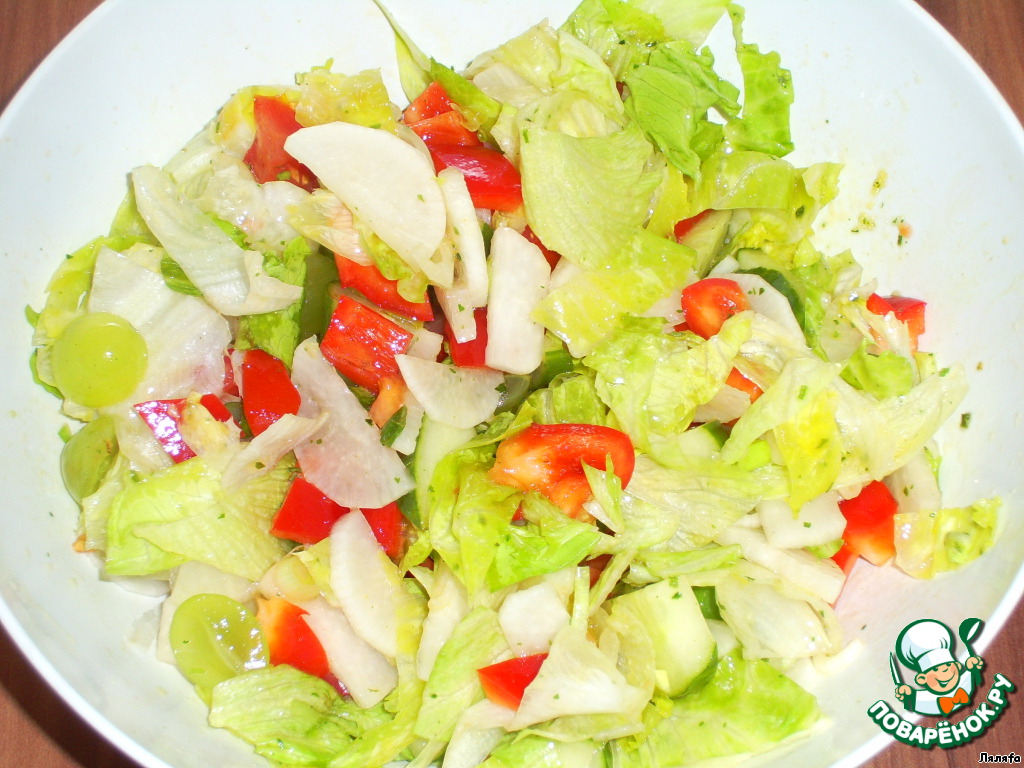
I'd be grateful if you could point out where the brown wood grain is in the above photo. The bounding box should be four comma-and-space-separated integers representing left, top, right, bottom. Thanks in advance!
0, 1, 1021, 767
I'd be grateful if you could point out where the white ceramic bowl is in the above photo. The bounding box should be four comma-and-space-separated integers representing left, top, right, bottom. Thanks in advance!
1, 1, 1022, 767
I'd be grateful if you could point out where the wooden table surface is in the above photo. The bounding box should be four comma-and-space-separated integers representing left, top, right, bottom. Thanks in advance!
1, 1, 1022, 767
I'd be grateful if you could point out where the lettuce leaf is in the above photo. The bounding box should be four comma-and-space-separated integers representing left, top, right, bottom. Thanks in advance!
209, 665, 391, 765
534, 230, 693, 357
414, 606, 509, 743
295, 65, 397, 132
609, 653, 819, 767
722, 5, 794, 156
520, 124, 658, 270
487, 494, 603, 591
586, 314, 750, 466
894, 498, 1000, 579
233, 236, 310, 367
104, 455, 294, 580
625, 43, 739, 178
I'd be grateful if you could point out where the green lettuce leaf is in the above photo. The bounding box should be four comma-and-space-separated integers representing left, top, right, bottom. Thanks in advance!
295, 65, 397, 132
894, 498, 1000, 579
840, 343, 916, 399
609, 654, 819, 767
482, 734, 606, 768
625, 42, 739, 178
621, 454, 787, 552
487, 495, 604, 591
209, 665, 391, 766
535, 230, 693, 357
586, 314, 750, 466
521, 123, 658, 270
233, 236, 310, 367
414, 606, 509, 743
722, 5, 794, 156
104, 455, 294, 580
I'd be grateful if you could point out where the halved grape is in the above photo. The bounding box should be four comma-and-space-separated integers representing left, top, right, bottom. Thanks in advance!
50, 312, 147, 408
60, 416, 119, 504
169, 593, 267, 704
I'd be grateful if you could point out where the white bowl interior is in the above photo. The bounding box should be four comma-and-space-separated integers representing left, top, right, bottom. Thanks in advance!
1, 1, 1022, 767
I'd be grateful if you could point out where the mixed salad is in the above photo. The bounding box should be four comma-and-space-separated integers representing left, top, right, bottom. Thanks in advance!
29, 0, 1000, 766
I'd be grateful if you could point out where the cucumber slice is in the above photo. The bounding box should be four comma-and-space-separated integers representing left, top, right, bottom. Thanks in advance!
679, 209, 733, 277
399, 415, 475, 528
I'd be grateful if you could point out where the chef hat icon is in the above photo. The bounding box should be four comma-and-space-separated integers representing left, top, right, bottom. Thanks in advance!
896, 619, 956, 673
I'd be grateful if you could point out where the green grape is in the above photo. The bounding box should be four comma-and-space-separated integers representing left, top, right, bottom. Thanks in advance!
60, 416, 119, 504
169, 593, 267, 704
50, 312, 147, 408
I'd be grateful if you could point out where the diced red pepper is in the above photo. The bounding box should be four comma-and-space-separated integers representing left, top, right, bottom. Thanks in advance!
272, 474, 406, 556
407, 110, 482, 148
243, 95, 317, 192
360, 501, 405, 561
444, 308, 489, 368
368, 376, 407, 429
832, 542, 859, 576
680, 277, 750, 339
403, 81, 455, 124
427, 145, 523, 212
521, 226, 561, 270
726, 367, 762, 402
673, 209, 713, 241
240, 349, 301, 437
257, 597, 332, 680
866, 293, 927, 350
222, 351, 240, 397
133, 394, 233, 463
320, 295, 414, 394
271, 475, 348, 545
838, 480, 899, 566
334, 255, 433, 322
489, 423, 635, 517
477, 653, 548, 709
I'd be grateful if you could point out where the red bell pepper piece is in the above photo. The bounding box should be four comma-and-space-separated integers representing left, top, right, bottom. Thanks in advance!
403, 81, 455, 124
838, 480, 899, 566
477, 653, 548, 709
407, 110, 482, 148
271, 475, 348, 545
360, 501, 405, 561
489, 423, 635, 517
521, 226, 561, 270
272, 474, 406, 557
335, 255, 433, 322
402, 81, 522, 212
831, 542, 860, 576
240, 349, 301, 437
427, 145, 523, 212
725, 367, 762, 402
243, 95, 317, 192
320, 295, 414, 394
673, 209, 713, 241
256, 597, 332, 680
133, 394, 233, 463
866, 293, 926, 350
680, 277, 750, 339
444, 308, 489, 368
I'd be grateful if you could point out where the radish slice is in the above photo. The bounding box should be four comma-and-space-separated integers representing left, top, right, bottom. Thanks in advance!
285, 122, 450, 286
300, 597, 397, 708
396, 354, 504, 429
436, 167, 489, 342
485, 226, 551, 374
328, 510, 411, 661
